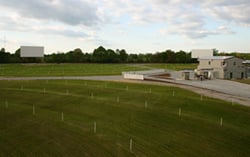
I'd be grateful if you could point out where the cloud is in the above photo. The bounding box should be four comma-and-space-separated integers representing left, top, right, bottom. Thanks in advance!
0, 0, 249, 40
37, 27, 89, 38
207, 3, 250, 26
0, 0, 100, 26
140, 0, 247, 38
0, 14, 89, 38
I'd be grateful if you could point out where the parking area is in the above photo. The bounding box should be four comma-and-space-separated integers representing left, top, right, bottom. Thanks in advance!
176, 79, 250, 99
145, 75, 250, 106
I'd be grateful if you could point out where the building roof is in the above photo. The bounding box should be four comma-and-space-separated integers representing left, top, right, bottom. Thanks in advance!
198, 56, 234, 60
243, 60, 250, 64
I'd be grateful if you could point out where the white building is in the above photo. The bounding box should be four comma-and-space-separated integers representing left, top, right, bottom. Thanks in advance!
197, 56, 247, 79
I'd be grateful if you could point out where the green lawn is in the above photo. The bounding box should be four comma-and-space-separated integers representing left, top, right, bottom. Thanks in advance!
0, 64, 146, 77
145, 63, 197, 70
0, 80, 249, 156
235, 79, 250, 85
0, 63, 198, 77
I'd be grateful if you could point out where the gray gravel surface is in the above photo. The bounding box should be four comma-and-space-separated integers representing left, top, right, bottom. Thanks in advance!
145, 76, 250, 106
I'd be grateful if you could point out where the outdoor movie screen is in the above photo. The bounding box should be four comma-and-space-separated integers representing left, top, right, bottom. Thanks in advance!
20, 46, 44, 57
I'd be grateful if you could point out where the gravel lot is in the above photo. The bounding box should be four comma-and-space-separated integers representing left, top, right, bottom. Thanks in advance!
145, 76, 250, 106
177, 79, 250, 99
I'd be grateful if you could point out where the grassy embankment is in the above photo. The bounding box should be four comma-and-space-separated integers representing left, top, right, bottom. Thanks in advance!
0, 64, 146, 77
235, 79, 250, 85
145, 63, 197, 71
0, 80, 249, 157
0, 63, 198, 77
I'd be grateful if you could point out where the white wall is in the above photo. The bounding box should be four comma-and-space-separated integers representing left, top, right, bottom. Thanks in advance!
123, 73, 144, 80
20, 46, 44, 57
191, 49, 213, 58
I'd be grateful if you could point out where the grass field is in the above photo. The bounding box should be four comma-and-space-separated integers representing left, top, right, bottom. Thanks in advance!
145, 63, 197, 71
0, 80, 250, 156
235, 79, 250, 85
0, 64, 147, 77
0, 63, 198, 77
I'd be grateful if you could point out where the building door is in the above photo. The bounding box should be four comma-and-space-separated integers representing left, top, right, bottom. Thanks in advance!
230, 72, 233, 79
204, 72, 209, 79
185, 72, 190, 80
241, 72, 244, 79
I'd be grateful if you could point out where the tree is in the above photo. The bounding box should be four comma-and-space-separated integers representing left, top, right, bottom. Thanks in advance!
0, 48, 10, 63
175, 50, 187, 63
117, 49, 128, 63
213, 48, 219, 56
93, 46, 106, 63
65, 48, 84, 63
128, 54, 138, 63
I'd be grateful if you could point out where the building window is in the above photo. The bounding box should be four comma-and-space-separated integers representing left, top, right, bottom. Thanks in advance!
233, 62, 236, 66
222, 61, 225, 66
208, 61, 211, 65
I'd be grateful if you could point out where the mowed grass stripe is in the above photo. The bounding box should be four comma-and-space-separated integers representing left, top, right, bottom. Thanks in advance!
0, 64, 147, 77
0, 80, 250, 156
2, 80, 249, 130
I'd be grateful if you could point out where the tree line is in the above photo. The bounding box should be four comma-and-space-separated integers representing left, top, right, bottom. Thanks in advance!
0, 46, 250, 64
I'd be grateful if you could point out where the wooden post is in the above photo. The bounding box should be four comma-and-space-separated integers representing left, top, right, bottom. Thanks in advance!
117, 96, 120, 103
179, 107, 181, 117
43, 88, 46, 94
94, 122, 96, 133
220, 117, 223, 127
145, 100, 148, 109
5, 100, 8, 108
129, 138, 133, 152
91, 93, 94, 99
61, 112, 64, 121
33, 105, 35, 115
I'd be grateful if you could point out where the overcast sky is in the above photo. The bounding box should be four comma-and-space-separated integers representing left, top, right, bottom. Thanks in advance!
0, 0, 250, 54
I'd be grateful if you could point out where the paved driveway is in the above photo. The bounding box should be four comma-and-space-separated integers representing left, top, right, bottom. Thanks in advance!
178, 79, 250, 98
146, 76, 250, 99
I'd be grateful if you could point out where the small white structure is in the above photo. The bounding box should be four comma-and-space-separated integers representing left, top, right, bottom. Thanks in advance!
181, 70, 195, 80
20, 46, 44, 58
122, 69, 165, 80
191, 49, 213, 59
196, 56, 246, 79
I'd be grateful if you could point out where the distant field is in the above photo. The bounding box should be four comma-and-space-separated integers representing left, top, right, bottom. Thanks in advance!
235, 79, 250, 85
0, 64, 147, 77
145, 63, 197, 71
0, 80, 249, 156
0, 63, 198, 77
